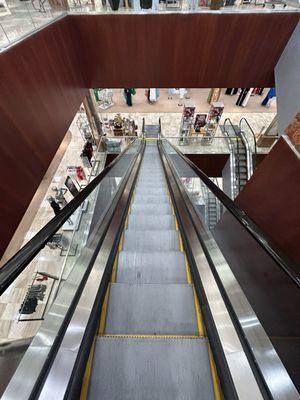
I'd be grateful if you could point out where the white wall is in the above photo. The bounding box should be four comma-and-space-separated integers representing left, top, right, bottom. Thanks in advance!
275, 21, 300, 135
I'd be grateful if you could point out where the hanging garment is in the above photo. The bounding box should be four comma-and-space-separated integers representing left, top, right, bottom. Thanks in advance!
151, 0, 158, 10
124, 89, 132, 106
241, 88, 254, 107
168, 88, 175, 99
236, 88, 250, 106
149, 88, 157, 102
133, 0, 141, 9
261, 88, 276, 107
225, 88, 238, 95
178, 88, 187, 105
76, 166, 86, 181
207, 88, 221, 104
140, 0, 152, 8
93, 88, 101, 102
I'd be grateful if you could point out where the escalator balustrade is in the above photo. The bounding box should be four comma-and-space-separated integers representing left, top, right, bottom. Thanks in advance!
84, 140, 220, 400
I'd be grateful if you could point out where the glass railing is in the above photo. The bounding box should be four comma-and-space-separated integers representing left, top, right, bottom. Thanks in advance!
161, 135, 299, 280
165, 135, 231, 154
0, 138, 141, 348
0, 1, 66, 50
160, 136, 300, 400
69, 0, 300, 13
0, 0, 298, 51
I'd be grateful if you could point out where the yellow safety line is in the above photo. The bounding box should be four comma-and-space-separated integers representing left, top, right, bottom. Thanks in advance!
192, 286, 205, 337
100, 334, 200, 340
208, 345, 222, 400
98, 285, 110, 335
110, 232, 124, 283
80, 338, 96, 400
170, 192, 206, 340
184, 253, 192, 285
80, 194, 131, 395
178, 230, 184, 252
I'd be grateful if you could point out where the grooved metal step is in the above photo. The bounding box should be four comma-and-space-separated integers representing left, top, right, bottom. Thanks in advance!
133, 195, 169, 204
123, 230, 179, 252
105, 283, 198, 335
88, 337, 215, 400
135, 188, 166, 195
130, 204, 172, 215
117, 251, 186, 283
127, 215, 175, 230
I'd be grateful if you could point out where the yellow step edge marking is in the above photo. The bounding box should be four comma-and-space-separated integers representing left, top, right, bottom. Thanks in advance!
178, 231, 184, 252
208, 345, 222, 400
184, 253, 192, 285
98, 285, 111, 335
100, 334, 202, 339
174, 214, 179, 231
170, 202, 175, 216
119, 231, 124, 251
111, 247, 120, 283
177, 218, 205, 338
125, 213, 129, 230
80, 338, 96, 400
192, 286, 205, 337
145, 138, 157, 141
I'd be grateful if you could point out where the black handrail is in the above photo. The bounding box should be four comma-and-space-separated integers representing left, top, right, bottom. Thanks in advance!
239, 117, 258, 168
142, 117, 145, 138
0, 139, 138, 296
160, 135, 300, 287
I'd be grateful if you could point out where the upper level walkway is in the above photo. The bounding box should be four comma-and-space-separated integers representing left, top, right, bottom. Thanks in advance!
0, 0, 299, 50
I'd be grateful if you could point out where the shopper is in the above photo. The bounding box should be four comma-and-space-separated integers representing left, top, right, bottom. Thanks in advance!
123, 88, 136, 107
47, 196, 61, 216
52, 186, 68, 208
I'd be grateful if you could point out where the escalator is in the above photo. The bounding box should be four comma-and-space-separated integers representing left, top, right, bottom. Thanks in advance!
86, 140, 217, 399
0, 130, 299, 400
221, 118, 253, 198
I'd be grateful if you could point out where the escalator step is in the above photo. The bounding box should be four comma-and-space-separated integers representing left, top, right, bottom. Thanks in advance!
127, 215, 175, 230
117, 251, 186, 283
135, 188, 166, 195
130, 204, 172, 215
123, 230, 179, 251
105, 283, 198, 335
88, 337, 214, 400
133, 195, 169, 204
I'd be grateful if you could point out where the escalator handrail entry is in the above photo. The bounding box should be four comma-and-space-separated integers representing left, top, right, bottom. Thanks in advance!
239, 117, 258, 169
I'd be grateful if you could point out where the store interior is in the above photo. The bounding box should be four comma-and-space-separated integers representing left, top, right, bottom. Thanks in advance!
0, 87, 279, 342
